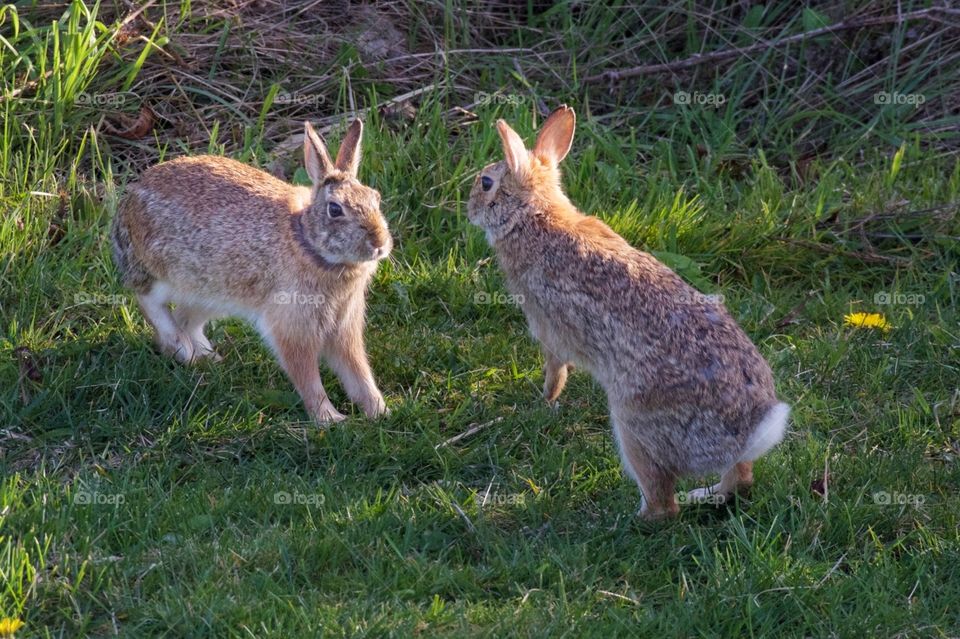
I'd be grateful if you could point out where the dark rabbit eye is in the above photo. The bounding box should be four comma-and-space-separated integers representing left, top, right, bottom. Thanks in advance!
327, 202, 343, 218
481, 176, 493, 191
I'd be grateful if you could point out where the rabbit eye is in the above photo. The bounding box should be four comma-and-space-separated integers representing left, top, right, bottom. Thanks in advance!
327, 202, 344, 218
481, 176, 493, 192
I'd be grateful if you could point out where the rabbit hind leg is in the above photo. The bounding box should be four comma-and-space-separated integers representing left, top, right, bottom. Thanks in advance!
173, 303, 222, 362
612, 416, 679, 520
686, 462, 753, 504
137, 282, 194, 364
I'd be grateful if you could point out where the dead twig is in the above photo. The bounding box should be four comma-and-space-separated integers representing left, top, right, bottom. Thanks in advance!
776, 237, 915, 266
776, 290, 818, 329
435, 417, 504, 450
585, 7, 960, 83
450, 501, 477, 534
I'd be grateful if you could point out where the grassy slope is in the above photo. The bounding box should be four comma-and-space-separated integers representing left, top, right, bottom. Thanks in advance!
2, 1, 959, 637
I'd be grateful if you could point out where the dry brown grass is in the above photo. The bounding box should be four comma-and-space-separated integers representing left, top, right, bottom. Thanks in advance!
16, 1, 960, 174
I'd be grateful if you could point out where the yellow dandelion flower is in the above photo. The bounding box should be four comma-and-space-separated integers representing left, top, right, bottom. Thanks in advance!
843, 312, 893, 332
0, 618, 24, 638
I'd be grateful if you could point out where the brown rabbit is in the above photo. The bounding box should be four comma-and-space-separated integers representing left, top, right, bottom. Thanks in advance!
467, 106, 789, 519
111, 120, 392, 424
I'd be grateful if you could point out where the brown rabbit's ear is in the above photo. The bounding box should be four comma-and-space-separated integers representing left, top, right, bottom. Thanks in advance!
496, 119, 530, 179
335, 119, 363, 177
533, 105, 575, 167
304, 121, 335, 184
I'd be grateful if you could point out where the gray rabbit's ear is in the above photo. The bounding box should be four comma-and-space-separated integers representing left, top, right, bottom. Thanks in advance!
335, 119, 363, 177
304, 121, 335, 184
496, 119, 530, 179
533, 105, 575, 167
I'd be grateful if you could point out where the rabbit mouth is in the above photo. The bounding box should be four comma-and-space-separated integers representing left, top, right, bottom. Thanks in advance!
366, 236, 392, 261
465, 200, 482, 224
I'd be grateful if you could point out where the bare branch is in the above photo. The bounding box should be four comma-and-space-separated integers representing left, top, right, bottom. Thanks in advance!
585, 7, 960, 84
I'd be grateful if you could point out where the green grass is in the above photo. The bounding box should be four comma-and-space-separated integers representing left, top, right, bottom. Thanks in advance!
2, 1, 960, 636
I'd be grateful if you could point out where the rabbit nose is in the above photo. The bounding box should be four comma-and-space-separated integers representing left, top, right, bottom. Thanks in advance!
369, 233, 392, 259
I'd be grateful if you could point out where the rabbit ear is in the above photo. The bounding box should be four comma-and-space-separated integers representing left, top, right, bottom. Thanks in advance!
335, 119, 363, 177
533, 105, 575, 167
304, 121, 335, 184
496, 119, 530, 178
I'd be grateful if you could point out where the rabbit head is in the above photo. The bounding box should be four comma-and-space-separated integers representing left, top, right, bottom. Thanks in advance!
300, 120, 393, 264
467, 105, 576, 238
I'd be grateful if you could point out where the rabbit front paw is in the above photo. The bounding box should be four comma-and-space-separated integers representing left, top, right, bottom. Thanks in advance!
361, 393, 389, 419
543, 361, 572, 403
311, 401, 347, 424
158, 332, 195, 365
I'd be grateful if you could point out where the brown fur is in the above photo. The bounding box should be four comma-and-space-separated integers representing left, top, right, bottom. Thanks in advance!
111, 120, 392, 423
468, 106, 789, 519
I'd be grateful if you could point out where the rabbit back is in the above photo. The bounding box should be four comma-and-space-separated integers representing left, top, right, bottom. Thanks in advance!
115, 156, 325, 307
499, 219, 780, 475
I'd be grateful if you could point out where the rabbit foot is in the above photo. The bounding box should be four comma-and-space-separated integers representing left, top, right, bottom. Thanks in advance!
191, 348, 223, 364
361, 394, 389, 419
311, 402, 347, 424
638, 496, 679, 521
543, 362, 572, 403
159, 333, 195, 365
686, 463, 754, 505
685, 485, 729, 505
